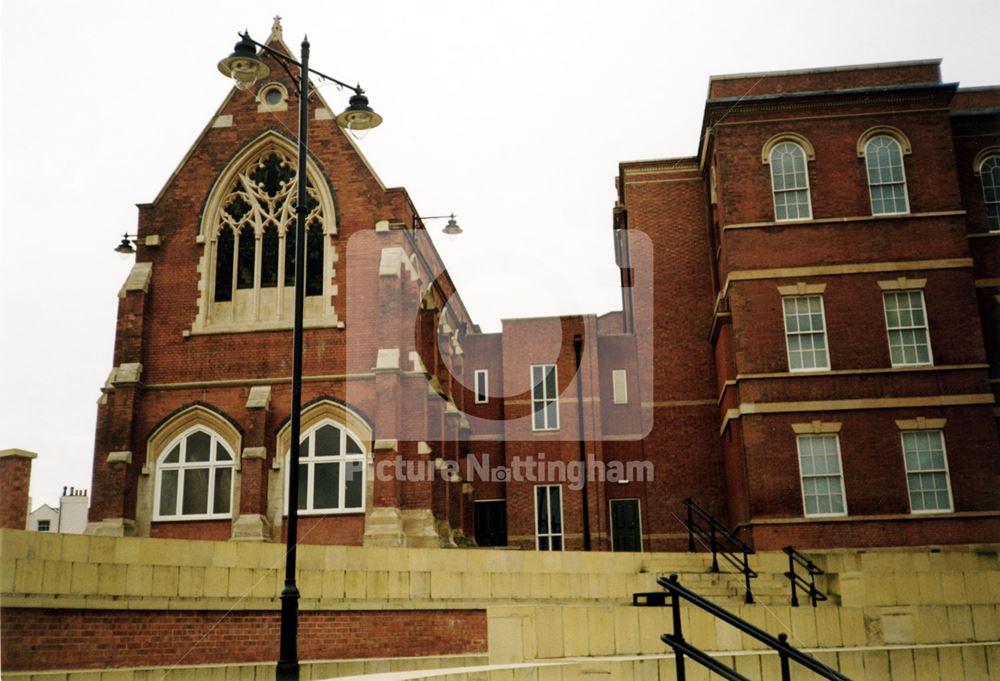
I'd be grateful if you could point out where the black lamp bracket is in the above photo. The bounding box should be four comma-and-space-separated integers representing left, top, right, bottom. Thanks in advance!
239, 32, 366, 97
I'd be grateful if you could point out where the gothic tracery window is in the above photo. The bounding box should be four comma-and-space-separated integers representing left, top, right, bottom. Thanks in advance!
210, 149, 327, 311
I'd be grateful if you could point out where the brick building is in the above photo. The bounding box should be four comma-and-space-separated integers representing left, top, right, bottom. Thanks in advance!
86, 27, 1000, 553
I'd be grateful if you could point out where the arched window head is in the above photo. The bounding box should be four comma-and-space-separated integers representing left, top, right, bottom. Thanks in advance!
154, 427, 235, 520
286, 421, 367, 514
195, 135, 339, 334
767, 141, 813, 221
979, 155, 1000, 232
863, 134, 910, 215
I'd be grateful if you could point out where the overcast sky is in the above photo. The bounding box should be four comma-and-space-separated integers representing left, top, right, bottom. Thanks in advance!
2, 0, 997, 508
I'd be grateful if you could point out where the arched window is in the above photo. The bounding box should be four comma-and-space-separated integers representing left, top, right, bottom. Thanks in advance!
980, 155, 1000, 232
768, 141, 813, 221
154, 427, 234, 520
864, 135, 909, 215
196, 137, 338, 334
287, 421, 366, 513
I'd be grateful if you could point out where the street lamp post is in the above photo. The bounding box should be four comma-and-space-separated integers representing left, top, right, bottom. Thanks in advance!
217, 28, 382, 681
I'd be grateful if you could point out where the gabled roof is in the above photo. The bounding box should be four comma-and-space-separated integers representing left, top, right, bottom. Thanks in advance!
141, 17, 389, 208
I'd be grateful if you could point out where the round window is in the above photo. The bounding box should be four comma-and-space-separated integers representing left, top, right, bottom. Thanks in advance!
264, 88, 283, 105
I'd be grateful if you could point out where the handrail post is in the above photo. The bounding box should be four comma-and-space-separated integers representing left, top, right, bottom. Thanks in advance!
669, 575, 686, 681
778, 633, 791, 681
709, 523, 719, 573
686, 501, 695, 553
808, 568, 818, 607
789, 552, 799, 607
743, 551, 753, 604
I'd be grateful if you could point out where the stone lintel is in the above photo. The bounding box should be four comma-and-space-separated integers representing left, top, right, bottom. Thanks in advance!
119, 262, 153, 298
107, 451, 133, 465
375, 348, 401, 372
245, 385, 272, 410
378, 247, 409, 277
112, 363, 143, 386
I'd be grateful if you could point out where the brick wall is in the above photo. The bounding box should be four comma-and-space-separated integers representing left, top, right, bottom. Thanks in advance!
0, 608, 486, 671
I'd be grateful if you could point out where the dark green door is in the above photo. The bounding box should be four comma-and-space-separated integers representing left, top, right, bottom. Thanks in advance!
611, 498, 641, 552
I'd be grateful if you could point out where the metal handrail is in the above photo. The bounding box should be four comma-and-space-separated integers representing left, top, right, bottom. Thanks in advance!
656, 574, 852, 681
783, 546, 828, 607
682, 497, 756, 603
660, 634, 751, 681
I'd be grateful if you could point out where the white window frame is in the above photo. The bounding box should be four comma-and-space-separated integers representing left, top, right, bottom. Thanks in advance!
769, 141, 813, 222
796, 434, 848, 518
882, 290, 934, 367
37, 519, 51, 532
612, 369, 628, 404
284, 419, 367, 516
782, 295, 831, 372
474, 369, 489, 404
979, 155, 1000, 233
531, 364, 560, 431
864, 135, 910, 216
534, 484, 564, 551
901, 430, 954, 513
153, 425, 235, 521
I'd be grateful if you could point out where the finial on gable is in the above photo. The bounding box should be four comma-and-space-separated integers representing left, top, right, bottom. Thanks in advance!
269, 15, 283, 41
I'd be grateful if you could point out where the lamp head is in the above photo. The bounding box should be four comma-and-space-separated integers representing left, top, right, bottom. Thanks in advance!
442, 214, 463, 240
218, 33, 270, 91
336, 92, 383, 137
114, 234, 136, 259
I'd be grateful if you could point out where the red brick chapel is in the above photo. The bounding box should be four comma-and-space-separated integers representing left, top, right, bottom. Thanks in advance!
87, 24, 1000, 552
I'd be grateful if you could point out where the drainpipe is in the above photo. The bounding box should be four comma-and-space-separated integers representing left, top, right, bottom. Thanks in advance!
573, 334, 591, 551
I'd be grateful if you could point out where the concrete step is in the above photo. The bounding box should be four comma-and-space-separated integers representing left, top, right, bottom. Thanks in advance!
641, 553, 717, 573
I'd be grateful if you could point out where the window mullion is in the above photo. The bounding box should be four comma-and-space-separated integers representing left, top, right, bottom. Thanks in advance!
206, 463, 214, 517
340, 430, 347, 510
306, 434, 314, 511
